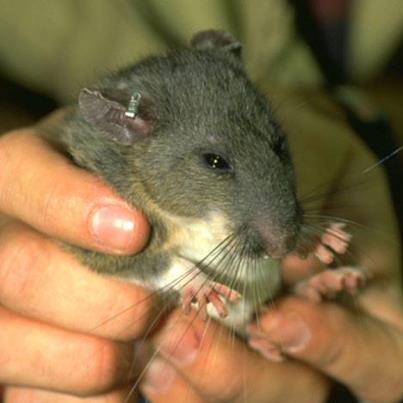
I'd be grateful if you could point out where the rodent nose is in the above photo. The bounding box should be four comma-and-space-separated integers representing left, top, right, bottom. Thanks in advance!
252, 222, 299, 259
263, 232, 298, 259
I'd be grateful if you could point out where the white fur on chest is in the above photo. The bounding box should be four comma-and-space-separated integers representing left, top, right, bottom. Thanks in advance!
152, 255, 281, 329
166, 210, 231, 263
153, 210, 282, 328
127, 209, 282, 329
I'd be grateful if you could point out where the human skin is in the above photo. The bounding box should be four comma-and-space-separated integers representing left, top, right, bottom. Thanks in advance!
1, 101, 403, 402
0, 123, 152, 401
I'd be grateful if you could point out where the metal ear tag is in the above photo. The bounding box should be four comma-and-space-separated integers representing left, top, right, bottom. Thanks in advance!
125, 92, 141, 119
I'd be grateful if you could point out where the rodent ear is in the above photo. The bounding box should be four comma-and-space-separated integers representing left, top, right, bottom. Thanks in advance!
78, 88, 152, 145
190, 29, 242, 60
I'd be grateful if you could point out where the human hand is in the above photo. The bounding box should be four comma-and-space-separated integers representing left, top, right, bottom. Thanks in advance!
139, 283, 403, 403
247, 293, 403, 403
0, 122, 153, 402
139, 307, 329, 403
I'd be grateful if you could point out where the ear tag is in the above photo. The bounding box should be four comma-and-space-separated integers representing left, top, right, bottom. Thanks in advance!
125, 93, 142, 119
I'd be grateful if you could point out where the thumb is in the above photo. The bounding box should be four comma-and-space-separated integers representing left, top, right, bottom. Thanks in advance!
248, 296, 403, 403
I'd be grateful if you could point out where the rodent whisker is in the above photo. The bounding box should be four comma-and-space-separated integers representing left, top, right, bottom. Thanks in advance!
303, 213, 370, 231
300, 178, 369, 206
299, 222, 376, 272
305, 212, 401, 250
149, 233, 244, 329
91, 233, 242, 340
251, 254, 262, 326
299, 149, 400, 206
300, 148, 402, 219
148, 234, 242, 327
88, 288, 166, 334
89, 242, 227, 337
294, 224, 320, 256
182, 232, 241, 285
126, 235, 245, 397
219, 232, 245, 283
123, 347, 161, 403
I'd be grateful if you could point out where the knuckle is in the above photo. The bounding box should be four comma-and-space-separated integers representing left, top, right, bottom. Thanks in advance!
37, 181, 60, 228
0, 130, 36, 214
0, 133, 19, 209
74, 340, 127, 396
91, 279, 154, 341
0, 130, 20, 159
0, 227, 49, 301
211, 378, 242, 402
0, 130, 62, 230
0, 129, 32, 173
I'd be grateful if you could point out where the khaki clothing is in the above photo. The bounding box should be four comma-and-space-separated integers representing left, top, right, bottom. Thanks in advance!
1, 0, 402, 103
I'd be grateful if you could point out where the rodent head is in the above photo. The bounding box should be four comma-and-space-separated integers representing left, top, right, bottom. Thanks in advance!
74, 30, 302, 260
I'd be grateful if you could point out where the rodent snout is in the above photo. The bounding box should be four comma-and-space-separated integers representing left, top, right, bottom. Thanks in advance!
245, 219, 300, 260
263, 231, 298, 259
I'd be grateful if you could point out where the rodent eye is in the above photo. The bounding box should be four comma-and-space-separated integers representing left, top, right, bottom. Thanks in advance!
203, 153, 232, 172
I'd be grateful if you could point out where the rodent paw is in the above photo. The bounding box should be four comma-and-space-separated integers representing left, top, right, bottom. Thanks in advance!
294, 266, 367, 302
181, 281, 241, 321
314, 222, 352, 264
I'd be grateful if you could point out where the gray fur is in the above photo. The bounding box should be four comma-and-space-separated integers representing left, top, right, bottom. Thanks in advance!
62, 30, 301, 295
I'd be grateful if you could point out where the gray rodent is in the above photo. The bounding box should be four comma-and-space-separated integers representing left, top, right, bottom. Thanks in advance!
62, 30, 351, 329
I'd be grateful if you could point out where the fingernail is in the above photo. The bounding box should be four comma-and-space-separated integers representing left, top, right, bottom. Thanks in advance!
126, 341, 152, 379
90, 204, 136, 252
248, 336, 285, 362
142, 357, 177, 394
158, 321, 200, 366
254, 313, 311, 353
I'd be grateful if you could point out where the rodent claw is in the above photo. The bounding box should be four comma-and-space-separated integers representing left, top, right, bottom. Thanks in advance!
294, 267, 366, 301
314, 221, 352, 264
181, 280, 239, 319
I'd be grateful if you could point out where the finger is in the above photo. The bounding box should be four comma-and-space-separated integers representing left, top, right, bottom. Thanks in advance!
0, 307, 138, 397
0, 129, 149, 254
0, 222, 156, 340
147, 310, 328, 402
281, 254, 323, 285
141, 357, 205, 403
249, 296, 403, 402
4, 385, 139, 403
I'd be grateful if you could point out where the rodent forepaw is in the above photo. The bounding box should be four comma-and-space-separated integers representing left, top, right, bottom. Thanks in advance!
314, 222, 352, 264
181, 280, 241, 321
294, 266, 367, 302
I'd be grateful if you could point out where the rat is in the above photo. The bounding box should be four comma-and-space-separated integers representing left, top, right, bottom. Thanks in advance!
61, 29, 364, 336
